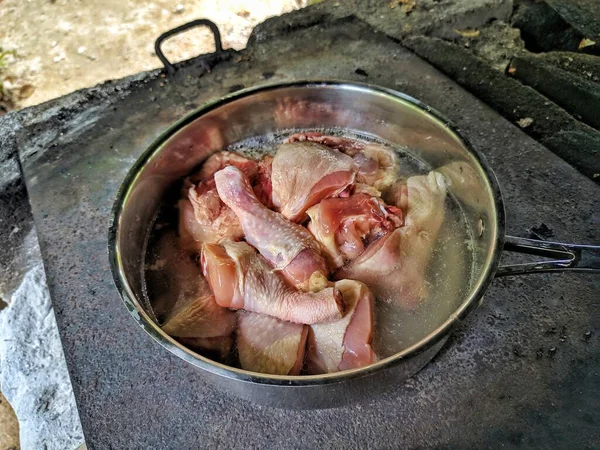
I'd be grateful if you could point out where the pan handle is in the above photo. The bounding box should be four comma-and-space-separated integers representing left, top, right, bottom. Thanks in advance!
155, 19, 224, 75
495, 235, 600, 277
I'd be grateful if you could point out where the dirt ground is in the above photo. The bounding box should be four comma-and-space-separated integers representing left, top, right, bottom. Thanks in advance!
0, 1, 304, 447
0, 0, 305, 109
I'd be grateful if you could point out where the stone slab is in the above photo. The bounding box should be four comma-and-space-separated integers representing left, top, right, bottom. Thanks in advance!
11, 17, 600, 450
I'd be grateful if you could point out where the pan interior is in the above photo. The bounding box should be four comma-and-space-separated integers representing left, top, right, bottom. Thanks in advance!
113, 82, 500, 382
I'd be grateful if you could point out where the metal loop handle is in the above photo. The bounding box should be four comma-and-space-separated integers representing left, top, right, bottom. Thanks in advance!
155, 19, 224, 75
496, 235, 600, 277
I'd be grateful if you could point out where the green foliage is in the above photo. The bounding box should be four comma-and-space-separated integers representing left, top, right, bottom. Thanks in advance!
0, 49, 16, 70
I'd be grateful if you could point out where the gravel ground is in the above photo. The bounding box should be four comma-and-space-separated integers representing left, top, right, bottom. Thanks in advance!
0, 1, 304, 448
0, 0, 304, 109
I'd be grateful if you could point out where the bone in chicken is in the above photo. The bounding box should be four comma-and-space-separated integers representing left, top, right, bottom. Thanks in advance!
214, 165, 328, 291
270, 141, 358, 222
335, 171, 447, 309
178, 181, 244, 250
155, 233, 237, 339
307, 279, 376, 374
178, 151, 260, 249
306, 194, 403, 269
287, 132, 399, 193
237, 311, 308, 375
202, 241, 344, 324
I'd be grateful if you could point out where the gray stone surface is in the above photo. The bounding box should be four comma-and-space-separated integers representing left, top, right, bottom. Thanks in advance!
8, 16, 599, 449
511, 0, 583, 52
404, 35, 600, 180
545, 0, 600, 41
509, 53, 600, 129
0, 115, 84, 449
250, 0, 513, 44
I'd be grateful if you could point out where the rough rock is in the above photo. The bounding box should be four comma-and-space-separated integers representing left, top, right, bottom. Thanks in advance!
249, 0, 513, 44
545, 0, 600, 41
511, 0, 583, 52
0, 264, 84, 450
403, 35, 600, 180
454, 20, 526, 72
0, 113, 84, 450
509, 53, 600, 129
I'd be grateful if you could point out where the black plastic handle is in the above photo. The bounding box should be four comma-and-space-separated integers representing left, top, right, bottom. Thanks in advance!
154, 19, 224, 75
496, 235, 600, 277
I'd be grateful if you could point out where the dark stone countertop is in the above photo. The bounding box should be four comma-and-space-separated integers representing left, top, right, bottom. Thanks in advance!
6, 15, 599, 450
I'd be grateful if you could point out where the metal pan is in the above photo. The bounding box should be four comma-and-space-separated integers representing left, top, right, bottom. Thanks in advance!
108, 80, 599, 409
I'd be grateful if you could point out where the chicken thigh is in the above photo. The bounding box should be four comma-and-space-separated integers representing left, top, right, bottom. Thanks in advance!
335, 171, 447, 309
306, 194, 403, 269
307, 280, 376, 374
270, 141, 358, 222
286, 132, 399, 192
154, 233, 237, 339
237, 311, 308, 375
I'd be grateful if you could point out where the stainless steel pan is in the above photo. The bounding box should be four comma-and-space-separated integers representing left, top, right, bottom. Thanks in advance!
109, 81, 599, 408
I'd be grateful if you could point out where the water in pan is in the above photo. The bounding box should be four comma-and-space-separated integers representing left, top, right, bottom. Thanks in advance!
143, 128, 475, 363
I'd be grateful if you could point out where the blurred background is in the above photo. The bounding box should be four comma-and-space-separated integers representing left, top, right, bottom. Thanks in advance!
0, 0, 309, 113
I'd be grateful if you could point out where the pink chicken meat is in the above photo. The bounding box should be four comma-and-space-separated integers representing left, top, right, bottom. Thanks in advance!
237, 311, 308, 375
307, 280, 376, 373
178, 151, 263, 250
270, 141, 358, 222
287, 132, 399, 193
335, 171, 447, 309
307, 194, 403, 269
202, 241, 344, 324
153, 234, 236, 343
214, 165, 328, 291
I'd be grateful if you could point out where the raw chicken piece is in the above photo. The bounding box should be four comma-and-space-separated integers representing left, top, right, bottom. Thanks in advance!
154, 233, 237, 339
306, 194, 403, 269
270, 141, 358, 222
437, 161, 487, 211
253, 155, 274, 208
237, 311, 308, 375
214, 166, 328, 291
307, 280, 376, 374
178, 151, 260, 249
335, 171, 447, 309
178, 181, 244, 250
202, 241, 344, 324
191, 150, 258, 183
178, 335, 233, 361
382, 179, 408, 211
286, 132, 399, 192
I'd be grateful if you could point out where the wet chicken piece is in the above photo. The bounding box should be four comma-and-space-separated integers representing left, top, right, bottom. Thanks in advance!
253, 155, 274, 208
270, 141, 358, 222
178, 335, 234, 361
307, 194, 403, 269
202, 241, 344, 324
307, 280, 376, 374
152, 233, 237, 340
335, 171, 448, 309
178, 181, 244, 250
237, 311, 308, 375
214, 166, 328, 291
178, 151, 259, 250
287, 132, 399, 193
